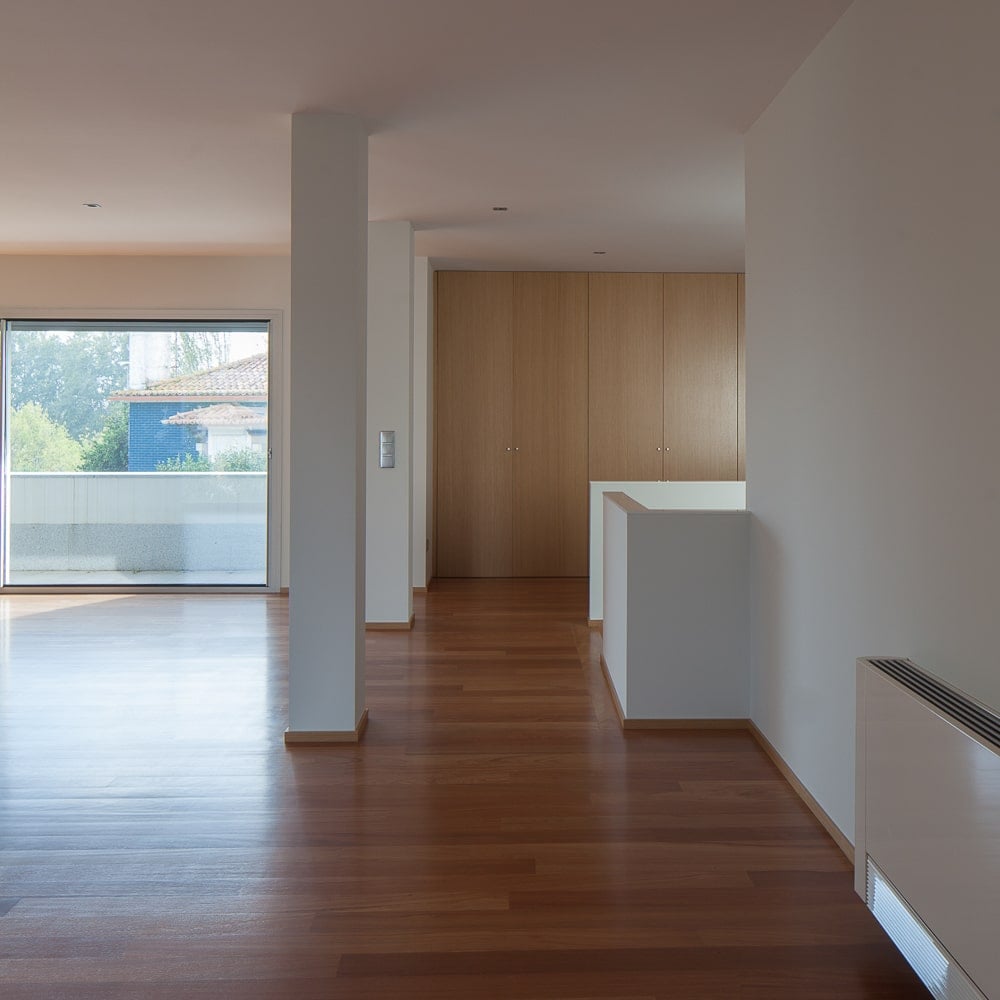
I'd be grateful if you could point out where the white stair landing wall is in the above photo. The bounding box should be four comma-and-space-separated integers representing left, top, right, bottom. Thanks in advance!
602, 493, 750, 722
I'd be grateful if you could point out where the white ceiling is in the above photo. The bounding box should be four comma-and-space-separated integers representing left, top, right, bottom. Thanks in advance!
0, 0, 850, 270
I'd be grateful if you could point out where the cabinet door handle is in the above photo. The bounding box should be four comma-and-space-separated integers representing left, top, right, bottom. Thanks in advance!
505, 446, 512, 452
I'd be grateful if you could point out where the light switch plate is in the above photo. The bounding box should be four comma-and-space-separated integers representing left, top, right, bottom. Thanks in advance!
379, 430, 395, 469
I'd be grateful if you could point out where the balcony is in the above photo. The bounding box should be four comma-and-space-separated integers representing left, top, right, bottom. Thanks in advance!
8, 472, 267, 585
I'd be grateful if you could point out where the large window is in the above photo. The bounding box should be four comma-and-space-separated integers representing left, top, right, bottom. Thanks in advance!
2, 320, 271, 586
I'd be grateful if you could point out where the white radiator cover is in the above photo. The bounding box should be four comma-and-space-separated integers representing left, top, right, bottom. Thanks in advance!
857, 658, 1000, 1000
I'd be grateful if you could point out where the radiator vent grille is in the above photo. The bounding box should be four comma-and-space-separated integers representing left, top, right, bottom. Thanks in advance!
866, 859, 986, 1000
865, 657, 1000, 751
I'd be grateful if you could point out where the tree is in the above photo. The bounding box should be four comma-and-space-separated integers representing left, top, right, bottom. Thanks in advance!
8, 330, 128, 442
10, 403, 83, 471
169, 331, 231, 376
80, 403, 129, 471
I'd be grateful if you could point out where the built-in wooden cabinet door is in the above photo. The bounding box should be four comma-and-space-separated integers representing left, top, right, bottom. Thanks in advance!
588, 273, 663, 481
737, 272, 746, 481
435, 271, 514, 576
512, 272, 589, 577
662, 273, 739, 481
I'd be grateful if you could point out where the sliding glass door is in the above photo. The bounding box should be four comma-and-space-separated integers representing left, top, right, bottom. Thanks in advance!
2, 320, 270, 586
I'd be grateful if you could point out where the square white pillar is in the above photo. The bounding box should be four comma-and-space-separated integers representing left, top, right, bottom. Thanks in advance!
286, 112, 368, 741
365, 221, 414, 627
412, 257, 433, 590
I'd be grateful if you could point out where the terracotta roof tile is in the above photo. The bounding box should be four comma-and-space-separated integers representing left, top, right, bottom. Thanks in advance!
111, 353, 267, 400
162, 403, 267, 428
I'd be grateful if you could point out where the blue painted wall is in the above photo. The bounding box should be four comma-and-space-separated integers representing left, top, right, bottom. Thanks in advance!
126, 401, 268, 471
127, 402, 198, 471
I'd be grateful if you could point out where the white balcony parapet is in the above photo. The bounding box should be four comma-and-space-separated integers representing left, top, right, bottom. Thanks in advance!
9, 472, 266, 575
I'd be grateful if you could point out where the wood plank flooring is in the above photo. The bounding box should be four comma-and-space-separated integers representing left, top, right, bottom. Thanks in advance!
0, 580, 929, 998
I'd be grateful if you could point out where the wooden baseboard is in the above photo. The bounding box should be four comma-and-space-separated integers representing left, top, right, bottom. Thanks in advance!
599, 657, 746, 731
747, 720, 854, 864
365, 613, 415, 631
588, 619, 603, 630
599, 655, 626, 726
284, 709, 369, 746
279, 587, 289, 595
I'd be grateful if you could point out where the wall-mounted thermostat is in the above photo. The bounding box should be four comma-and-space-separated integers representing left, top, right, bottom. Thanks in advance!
379, 430, 395, 469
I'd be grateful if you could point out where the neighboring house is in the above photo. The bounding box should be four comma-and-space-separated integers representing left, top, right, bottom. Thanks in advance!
162, 402, 267, 462
110, 353, 267, 471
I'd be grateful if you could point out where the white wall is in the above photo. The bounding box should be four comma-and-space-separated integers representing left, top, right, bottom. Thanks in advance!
412, 257, 433, 589
626, 510, 749, 719
602, 496, 749, 720
366, 222, 414, 624
746, 0, 1000, 840
589, 480, 746, 621
0, 255, 291, 584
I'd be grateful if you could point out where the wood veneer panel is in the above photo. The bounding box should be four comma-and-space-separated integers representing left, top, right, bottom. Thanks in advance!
435, 271, 513, 576
588, 273, 663, 481
663, 273, 739, 481
737, 272, 746, 481
513, 272, 588, 577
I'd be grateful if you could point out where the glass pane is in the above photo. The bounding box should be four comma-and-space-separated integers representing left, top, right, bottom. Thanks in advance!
4, 322, 269, 586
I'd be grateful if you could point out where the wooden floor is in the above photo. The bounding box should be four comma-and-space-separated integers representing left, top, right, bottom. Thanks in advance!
0, 580, 928, 999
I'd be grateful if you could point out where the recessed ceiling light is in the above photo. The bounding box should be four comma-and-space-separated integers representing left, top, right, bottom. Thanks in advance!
492, 206, 508, 212
83, 202, 102, 208
593, 250, 607, 255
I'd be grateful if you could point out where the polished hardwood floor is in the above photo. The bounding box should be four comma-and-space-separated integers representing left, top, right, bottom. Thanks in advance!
0, 580, 928, 998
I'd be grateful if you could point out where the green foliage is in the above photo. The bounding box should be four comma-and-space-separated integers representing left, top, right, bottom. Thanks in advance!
8, 331, 128, 442
214, 447, 267, 471
80, 403, 129, 471
155, 454, 213, 472
154, 447, 267, 473
9, 403, 83, 471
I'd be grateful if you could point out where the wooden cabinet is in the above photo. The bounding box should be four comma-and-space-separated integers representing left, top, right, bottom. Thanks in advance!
435, 270, 742, 578
589, 272, 740, 483
513, 272, 589, 576
588, 274, 663, 481
663, 273, 738, 481
435, 271, 588, 577
737, 272, 746, 481
435, 271, 514, 577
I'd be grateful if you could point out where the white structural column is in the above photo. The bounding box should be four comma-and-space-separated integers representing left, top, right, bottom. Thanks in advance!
286, 112, 368, 742
365, 221, 414, 626
411, 257, 433, 589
